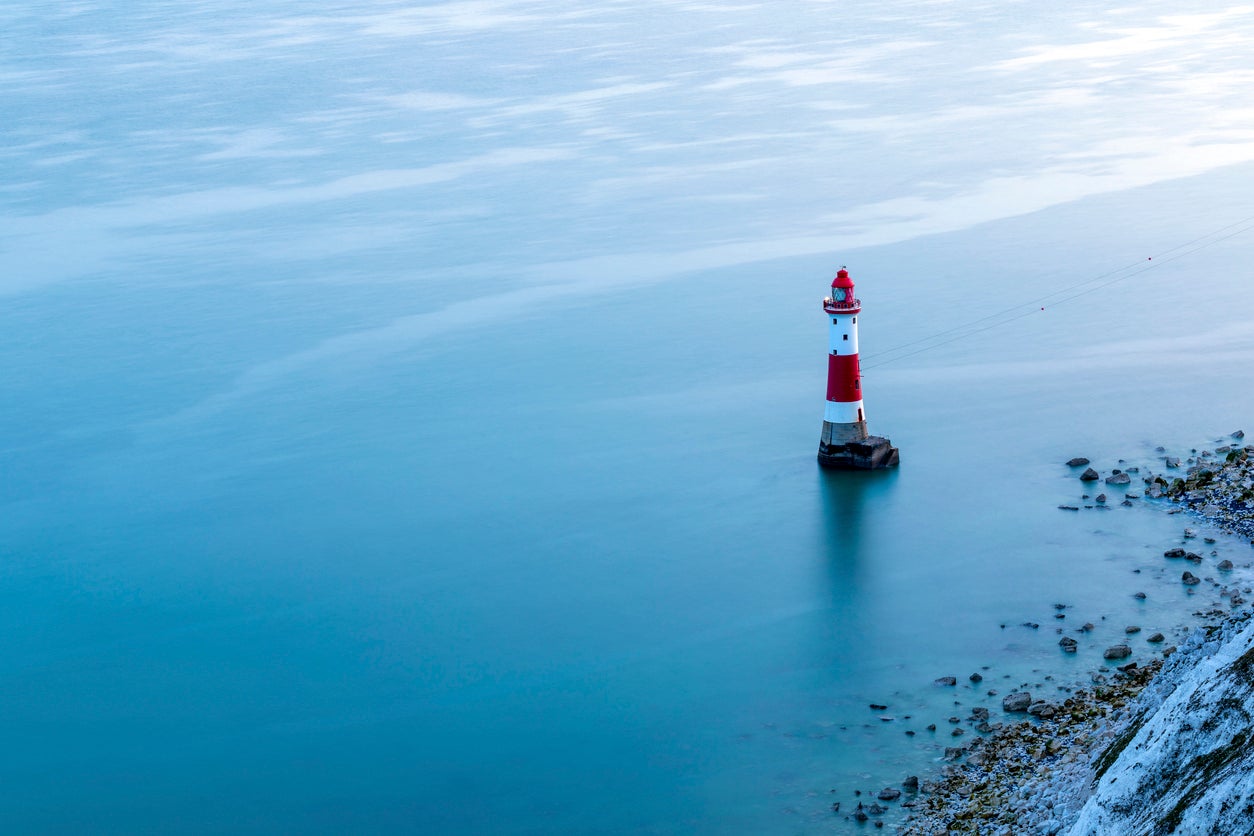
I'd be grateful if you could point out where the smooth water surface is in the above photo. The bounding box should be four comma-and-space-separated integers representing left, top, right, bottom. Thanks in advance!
4, 2, 1254, 832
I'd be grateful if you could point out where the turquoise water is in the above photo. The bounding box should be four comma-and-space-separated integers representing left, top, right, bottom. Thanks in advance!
5, 2, 1254, 832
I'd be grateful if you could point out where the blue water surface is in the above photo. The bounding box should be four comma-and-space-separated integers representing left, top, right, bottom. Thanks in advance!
4, 2, 1254, 832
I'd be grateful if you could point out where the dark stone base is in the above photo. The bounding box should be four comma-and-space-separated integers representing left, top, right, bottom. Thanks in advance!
817, 435, 900, 470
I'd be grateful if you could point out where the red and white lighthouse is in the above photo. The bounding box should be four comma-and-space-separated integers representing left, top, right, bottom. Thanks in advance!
817, 268, 899, 469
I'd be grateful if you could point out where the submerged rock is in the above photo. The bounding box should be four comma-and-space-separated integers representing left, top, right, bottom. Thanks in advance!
1066, 457, 1091, 467
934, 676, 957, 687
1080, 467, 1100, 481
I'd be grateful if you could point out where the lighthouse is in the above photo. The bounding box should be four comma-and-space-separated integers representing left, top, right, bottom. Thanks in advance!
817, 267, 899, 469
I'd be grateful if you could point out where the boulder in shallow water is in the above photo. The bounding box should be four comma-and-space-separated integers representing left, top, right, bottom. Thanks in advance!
1147, 633, 1165, 643
1164, 548, 1186, 558
1066, 457, 1090, 467
1219, 560, 1235, 570
1080, 467, 1100, 481
1059, 636, 1078, 652
1104, 644, 1132, 659
1182, 571, 1200, 585
934, 676, 957, 686
1106, 472, 1132, 485
1002, 691, 1032, 712
1234, 430, 1246, 439
877, 787, 901, 801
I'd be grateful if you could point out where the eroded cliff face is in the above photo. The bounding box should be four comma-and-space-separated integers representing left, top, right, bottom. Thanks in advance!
1068, 619, 1254, 836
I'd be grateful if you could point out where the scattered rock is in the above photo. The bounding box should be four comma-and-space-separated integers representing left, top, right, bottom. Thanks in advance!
877, 787, 901, 801
902, 776, 919, 791
1134, 592, 1147, 599
1080, 467, 1100, 481
969, 672, 983, 683
1234, 430, 1246, 439
1106, 472, 1132, 485
1096, 493, 1107, 504
1184, 528, 1197, 539
1165, 456, 1181, 468
1066, 457, 1091, 467
1182, 571, 1201, 585
1059, 637, 1078, 652
1219, 560, 1235, 570
1126, 625, 1141, 634
1027, 700, 1057, 718
1023, 622, 1040, 629
1147, 632, 1165, 643
934, 676, 957, 687
1164, 548, 1186, 558
1103, 645, 1132, 660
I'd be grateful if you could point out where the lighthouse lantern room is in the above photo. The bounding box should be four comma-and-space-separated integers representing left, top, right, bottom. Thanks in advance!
817, 268, 899, 470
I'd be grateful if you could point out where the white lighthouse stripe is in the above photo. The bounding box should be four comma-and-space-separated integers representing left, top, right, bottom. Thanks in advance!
828, 315, 859, 354
824, 399, 865, 424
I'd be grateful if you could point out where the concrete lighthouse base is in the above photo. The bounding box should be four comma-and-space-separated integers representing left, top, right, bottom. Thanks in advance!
817, 431, 900, 470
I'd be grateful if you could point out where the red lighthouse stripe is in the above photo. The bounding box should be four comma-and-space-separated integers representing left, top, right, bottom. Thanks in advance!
826, 353, 862, 402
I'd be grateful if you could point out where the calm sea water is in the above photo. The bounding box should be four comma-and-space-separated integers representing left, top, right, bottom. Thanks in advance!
5, 2, 1254, 832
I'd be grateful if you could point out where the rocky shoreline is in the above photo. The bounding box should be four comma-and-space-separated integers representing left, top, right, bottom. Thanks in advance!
881, 433, 1254, 835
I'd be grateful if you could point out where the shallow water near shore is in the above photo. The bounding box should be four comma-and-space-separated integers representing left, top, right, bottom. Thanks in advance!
5, 2, 1254, 832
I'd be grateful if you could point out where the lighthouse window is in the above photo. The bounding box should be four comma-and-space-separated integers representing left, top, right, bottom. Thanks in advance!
843, 334, 848, 341
852, 317, 856, 324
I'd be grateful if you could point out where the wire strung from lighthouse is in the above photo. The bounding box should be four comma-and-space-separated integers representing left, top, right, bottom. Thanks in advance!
858, 213, 1254, 372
